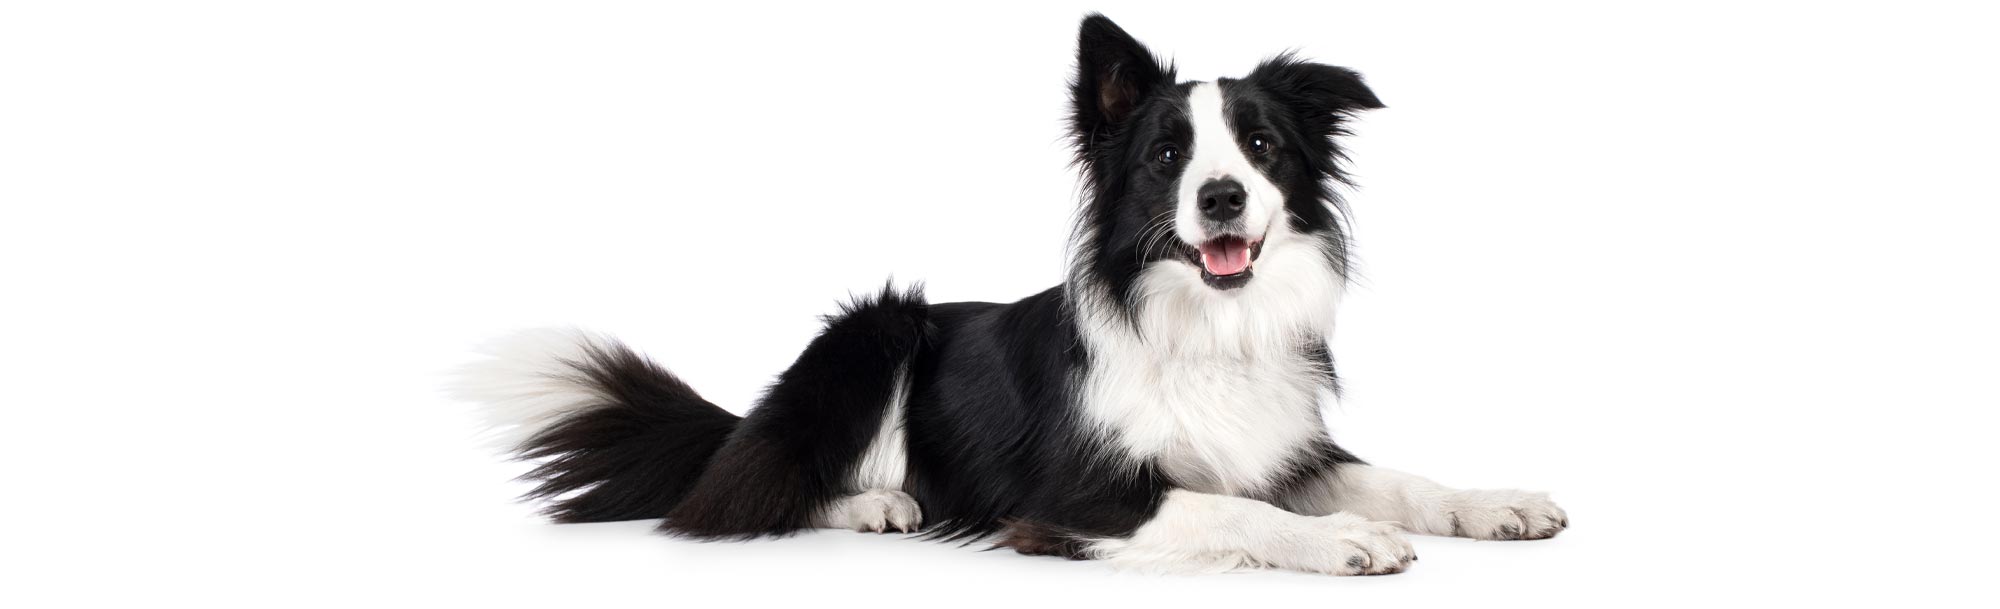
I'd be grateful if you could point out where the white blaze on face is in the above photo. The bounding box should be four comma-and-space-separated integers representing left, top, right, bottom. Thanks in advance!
1175, 82, 1285, 247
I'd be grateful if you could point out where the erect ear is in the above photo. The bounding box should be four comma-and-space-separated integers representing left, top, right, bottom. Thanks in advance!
1244, 54, 1384, 132
1070, 15, 1171, 146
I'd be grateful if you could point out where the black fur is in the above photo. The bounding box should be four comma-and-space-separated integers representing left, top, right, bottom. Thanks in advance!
491, 13, 1382, 555
904, 289, 1169, 542
1068, 16, 1188, 321
658, 285, 931, 538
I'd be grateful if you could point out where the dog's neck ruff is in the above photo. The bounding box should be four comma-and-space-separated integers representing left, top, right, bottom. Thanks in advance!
1067, 224, 1345, 497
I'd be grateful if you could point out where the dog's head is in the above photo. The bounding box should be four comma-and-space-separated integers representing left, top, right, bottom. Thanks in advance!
1066, 15, 1381, 319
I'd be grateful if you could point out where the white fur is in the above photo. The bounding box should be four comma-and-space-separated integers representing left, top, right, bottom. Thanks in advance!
1073, 222, 1345, 496
448, 327, 610, 452
849, 365, 911, 491
816, 489, 923, 533
1283, 465, 1569, 540
1175, 82, 1286, 247
1088, 490, 1413, 575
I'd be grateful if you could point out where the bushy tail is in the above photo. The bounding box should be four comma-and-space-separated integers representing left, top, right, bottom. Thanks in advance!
451, 328, 740, 523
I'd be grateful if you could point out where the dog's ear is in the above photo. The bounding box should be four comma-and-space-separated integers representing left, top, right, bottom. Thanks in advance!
1243, 54, 1384, 134
1070, 14, 1171, 148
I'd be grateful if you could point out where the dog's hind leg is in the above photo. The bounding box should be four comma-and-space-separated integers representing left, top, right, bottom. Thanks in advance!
657, 285, 931, 539
814, 363, 923, 533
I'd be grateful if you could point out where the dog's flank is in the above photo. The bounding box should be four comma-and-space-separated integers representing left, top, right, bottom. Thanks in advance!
454, 13, 1565, 576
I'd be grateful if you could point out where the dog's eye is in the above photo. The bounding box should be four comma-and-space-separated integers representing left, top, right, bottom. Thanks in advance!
1157, 145, 1180, 165
1248, 135, 1271, 155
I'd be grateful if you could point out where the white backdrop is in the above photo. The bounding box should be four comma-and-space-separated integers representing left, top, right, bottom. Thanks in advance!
4, 1, 1996, 606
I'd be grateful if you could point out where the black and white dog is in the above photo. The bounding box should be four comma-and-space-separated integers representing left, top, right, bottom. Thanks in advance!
457, 15, 1565, 576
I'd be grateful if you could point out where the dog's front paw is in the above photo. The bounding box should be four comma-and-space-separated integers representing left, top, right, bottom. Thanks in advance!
1277, 514, 1417, 576
820, 489, 923, 533
1441, 489, 1567, 540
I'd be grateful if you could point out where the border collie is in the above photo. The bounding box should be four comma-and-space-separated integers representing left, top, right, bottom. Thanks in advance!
455, 14, 1566, 576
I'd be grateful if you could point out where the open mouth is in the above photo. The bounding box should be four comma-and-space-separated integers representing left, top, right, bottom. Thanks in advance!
1190, 236, 1265, 290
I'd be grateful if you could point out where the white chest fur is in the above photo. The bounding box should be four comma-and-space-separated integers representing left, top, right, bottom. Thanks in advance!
1080, 341, 1329, 496
1074, 233, 1344, 497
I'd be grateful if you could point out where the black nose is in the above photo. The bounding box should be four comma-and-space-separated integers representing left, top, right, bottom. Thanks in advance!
1198, 179, 1246, 222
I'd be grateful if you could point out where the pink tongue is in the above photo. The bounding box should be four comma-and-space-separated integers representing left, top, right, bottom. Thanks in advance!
1200, 238, 1251, 275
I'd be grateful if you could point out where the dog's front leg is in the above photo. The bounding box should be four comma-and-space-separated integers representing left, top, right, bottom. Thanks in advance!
1283, 465, 1568, 540
1089, 490, 1415, 575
